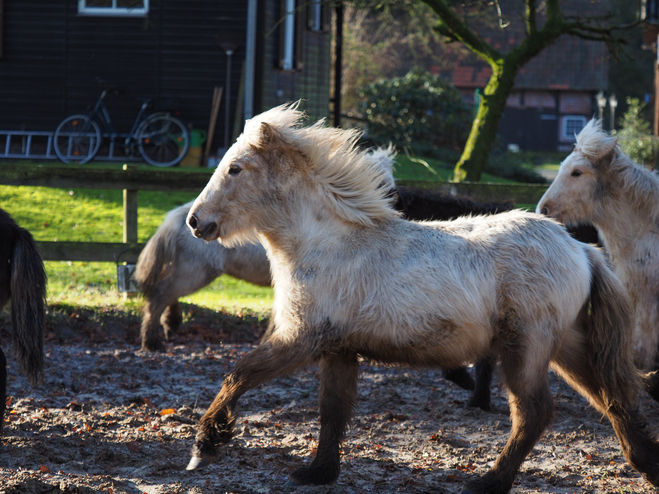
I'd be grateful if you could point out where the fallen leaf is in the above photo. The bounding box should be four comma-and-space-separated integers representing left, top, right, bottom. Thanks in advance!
160, 408, 175, 416
39, 465, 50, 472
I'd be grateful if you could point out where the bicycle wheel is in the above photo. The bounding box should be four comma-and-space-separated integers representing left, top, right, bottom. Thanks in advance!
53, 114, 102, 164
137, 114, 189, 167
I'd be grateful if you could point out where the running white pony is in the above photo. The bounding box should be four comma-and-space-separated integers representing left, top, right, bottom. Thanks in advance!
185, 104, 659, 494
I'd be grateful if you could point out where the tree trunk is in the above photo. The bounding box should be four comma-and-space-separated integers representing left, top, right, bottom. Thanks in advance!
453, 60, 518, 182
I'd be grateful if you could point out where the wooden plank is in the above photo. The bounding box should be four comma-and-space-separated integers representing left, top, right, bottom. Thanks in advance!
0, 164, 213, 192
123, 189, 139, 243
36, 241, 144, 263
122, 164, 139, 243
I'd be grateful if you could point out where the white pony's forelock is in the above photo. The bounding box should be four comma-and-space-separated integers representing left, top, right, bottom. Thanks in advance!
574, 118, 617, 160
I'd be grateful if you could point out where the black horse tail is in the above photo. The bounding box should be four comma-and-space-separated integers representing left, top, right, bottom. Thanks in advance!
10, 227, 46, 386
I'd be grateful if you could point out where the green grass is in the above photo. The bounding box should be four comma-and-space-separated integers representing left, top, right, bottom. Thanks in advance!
0, 160, 272, 314
393, 155, 521, 183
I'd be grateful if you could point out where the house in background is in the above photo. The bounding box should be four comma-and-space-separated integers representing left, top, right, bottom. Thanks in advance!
0, 0, 332, 159
438, 0, 609, 153
447, 36, 607, 152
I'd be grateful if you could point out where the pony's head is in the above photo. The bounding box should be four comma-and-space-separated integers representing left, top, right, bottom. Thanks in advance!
536, 118, 617, 225
187, 102, 397, 246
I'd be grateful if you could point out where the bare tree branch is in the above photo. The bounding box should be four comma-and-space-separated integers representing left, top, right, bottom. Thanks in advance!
423, 0, 502, 64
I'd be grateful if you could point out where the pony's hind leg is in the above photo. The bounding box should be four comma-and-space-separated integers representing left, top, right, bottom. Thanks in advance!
463, 340, 554, 494
140, 295, 171, 352
161, 301, 183, 341
287, 351, 359, 486
467, 356, 496, 412
552, 348, 659, 487
442, 366, 475, 391
187, 339, 314, 470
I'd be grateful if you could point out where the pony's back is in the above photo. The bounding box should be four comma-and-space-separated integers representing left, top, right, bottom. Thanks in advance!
135, 202, 229, 296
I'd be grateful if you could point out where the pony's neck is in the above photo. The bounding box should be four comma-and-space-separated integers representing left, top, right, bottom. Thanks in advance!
257, 190, 357, 272
593, 164, 659, 257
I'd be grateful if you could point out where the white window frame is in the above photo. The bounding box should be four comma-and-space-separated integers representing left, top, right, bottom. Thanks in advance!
78, 0, 149, 17
561, 115, 587, 141
282, 0, 296, 71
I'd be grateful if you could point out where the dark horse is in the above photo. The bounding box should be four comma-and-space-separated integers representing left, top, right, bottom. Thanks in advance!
0, 209, 46, 433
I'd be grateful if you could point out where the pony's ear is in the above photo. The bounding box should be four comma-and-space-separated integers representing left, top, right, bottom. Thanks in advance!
595, 142, 617, 169
253, 121, 285, 151
595, 137, 617, 162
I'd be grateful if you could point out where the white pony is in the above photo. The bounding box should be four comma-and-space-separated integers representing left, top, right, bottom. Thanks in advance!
184, 104, 659, 493
537, 119, 659, 399
133, 148, 397, 352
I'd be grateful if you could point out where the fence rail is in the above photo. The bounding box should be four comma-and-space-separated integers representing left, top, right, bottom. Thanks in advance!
0, 163, 549, 263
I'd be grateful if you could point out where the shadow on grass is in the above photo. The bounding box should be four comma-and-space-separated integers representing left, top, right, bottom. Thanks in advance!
0, 302, 270, 349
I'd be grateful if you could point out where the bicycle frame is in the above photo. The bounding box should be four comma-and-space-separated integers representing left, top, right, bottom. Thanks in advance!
89, 90, 152, 147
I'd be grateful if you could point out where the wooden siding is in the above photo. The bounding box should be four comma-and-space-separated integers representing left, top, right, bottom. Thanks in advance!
0, 0, 331, 154
0, 0, 246, 155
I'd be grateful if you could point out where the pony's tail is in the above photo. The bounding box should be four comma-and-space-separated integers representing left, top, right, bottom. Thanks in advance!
583, 247, 659, 486
10, 227, 46, 386
134, 211, 182, 296
584, 248, 639, 404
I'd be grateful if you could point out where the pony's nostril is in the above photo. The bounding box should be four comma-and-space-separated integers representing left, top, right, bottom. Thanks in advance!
541, 207, 549, 216
188, 213, 198, 230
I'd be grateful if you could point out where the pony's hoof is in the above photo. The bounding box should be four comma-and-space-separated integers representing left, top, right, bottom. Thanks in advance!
141, 340, 166, 353
467, 397, 491, 412
186, 455, 211, 470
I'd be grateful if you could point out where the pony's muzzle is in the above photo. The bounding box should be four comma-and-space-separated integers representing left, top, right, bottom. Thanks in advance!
187, 212, 218, 240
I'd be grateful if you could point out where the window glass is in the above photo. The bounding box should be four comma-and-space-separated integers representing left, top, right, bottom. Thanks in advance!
78, 0, 149, 17
562, 116, 587, 141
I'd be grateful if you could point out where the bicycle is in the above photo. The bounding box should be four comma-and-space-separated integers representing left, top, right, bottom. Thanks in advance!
54, 84, 190, 167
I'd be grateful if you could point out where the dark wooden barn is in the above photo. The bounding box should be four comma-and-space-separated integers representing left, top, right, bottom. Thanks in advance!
0, 0, 332, 160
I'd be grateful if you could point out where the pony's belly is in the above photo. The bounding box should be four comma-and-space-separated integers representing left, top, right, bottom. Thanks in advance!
348, 319, 492, 368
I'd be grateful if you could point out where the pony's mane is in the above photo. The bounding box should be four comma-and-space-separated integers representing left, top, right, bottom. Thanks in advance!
243, 103, 399, 227
574, 119, 659, 211
574, 119, 617, 159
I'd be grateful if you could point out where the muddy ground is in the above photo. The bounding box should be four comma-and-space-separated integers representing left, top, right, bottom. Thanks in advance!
1, 304, 658, 494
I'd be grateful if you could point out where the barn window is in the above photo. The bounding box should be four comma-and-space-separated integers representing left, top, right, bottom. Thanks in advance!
561, 115, 587, 141
78, 0, 149, 17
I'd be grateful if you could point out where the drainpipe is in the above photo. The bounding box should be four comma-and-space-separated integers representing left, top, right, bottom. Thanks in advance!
333, 1, 343, 127
244, 0, 257, 120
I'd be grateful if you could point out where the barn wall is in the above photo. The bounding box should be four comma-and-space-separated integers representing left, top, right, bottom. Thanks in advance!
0, 0, 246, 152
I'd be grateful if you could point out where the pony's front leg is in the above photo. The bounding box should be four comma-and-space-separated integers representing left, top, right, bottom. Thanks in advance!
187, 340, 313, 470
287, 351, 359, 486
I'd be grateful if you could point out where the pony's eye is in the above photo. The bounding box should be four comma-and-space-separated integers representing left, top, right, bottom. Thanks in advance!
571, 169, 582, 177
228, 165, 242, 176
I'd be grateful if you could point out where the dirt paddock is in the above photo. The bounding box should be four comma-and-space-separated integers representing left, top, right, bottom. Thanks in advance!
1, 305, 658, 494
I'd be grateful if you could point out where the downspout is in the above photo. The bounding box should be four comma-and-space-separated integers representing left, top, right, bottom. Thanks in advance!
333, 1, 343, 127
244, 0, 257, 120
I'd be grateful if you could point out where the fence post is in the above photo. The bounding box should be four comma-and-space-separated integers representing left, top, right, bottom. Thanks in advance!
123, 164, 138, 243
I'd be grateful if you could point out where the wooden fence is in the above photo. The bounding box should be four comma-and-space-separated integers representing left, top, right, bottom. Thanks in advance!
0, 163, 550, 263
